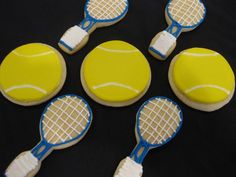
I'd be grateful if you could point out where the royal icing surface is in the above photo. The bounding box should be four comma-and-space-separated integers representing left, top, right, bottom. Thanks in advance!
0, 43, 65, 104
82, 41, 151, 104
151, 31, 176, 56
60, 26, 88, 50
114, 157, 143, 177
172, 48, 235, 104
5, 151, 38, 177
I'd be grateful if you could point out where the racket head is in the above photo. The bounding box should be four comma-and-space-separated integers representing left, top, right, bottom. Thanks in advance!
136, 96, 183, 148
166, 0, 206, 30
39, 94, 93, 149
84, 0, 129, 24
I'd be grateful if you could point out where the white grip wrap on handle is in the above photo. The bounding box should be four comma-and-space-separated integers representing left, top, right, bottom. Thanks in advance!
114, 157, 143, 177
5, 151, 39, 177
150, 31, 176, 59
59, 25, 88, 52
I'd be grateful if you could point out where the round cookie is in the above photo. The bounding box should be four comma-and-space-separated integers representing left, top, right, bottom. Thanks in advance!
168, 48, 235, 112
81, 40, 151, 107
0, 43, 67, 106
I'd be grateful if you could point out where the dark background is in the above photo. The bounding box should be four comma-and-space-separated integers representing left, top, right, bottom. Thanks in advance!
0, 0, 236, 176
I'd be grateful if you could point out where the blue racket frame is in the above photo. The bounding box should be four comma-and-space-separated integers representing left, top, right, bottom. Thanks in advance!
149, 0, 206, 59
130, 96, 183, 164
166, 0, 206, 37
31, 94, 93, 161
80, 0, 129, 31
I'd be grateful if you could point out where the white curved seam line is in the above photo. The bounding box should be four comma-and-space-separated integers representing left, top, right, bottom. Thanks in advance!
5, 85, 47, 94
93, 82, 140, 93
97, 46, 139, 53
185, 84, 230, 95
181, 52, 219, 57
12, 51, 55, 58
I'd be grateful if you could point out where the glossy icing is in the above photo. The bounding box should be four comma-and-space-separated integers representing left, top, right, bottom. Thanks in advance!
0, 43, 65, 104
172, 48, 235, 104
81, 41, 151, 105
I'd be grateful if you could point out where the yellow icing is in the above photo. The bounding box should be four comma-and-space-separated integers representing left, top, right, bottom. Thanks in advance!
0, 43, 64, 103
82, 41, 151, 103
172, 48, 235, 104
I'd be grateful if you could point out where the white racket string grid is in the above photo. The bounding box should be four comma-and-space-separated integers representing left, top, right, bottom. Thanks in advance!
42, 96, 90, 144
59, 0, 129, 54
87, 0, 128, 20
114, 97, 183, 177
168, 0, 205, 27
5, 95, 93, 177
139, 98, 182, 145
149, 0, 206, 60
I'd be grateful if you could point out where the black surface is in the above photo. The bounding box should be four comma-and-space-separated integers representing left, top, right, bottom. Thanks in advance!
0, 0, 236, 177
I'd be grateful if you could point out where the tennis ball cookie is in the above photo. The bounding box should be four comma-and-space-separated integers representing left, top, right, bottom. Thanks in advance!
0, 43, 66, 106
168, 48, 235, 112
81, 40, 151, 107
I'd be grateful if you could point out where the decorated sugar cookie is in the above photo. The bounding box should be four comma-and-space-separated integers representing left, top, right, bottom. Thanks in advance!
81, 40, 151, 107
114, 97, 183, 177
59, 0, 129, 54
149, 0, 206, 60
168, 48, 235, 112
5, 95, 93, 177
0, 43, 66, 106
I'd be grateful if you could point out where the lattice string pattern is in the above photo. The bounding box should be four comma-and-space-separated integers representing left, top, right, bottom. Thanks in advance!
168, 0, 205, 26
42, 96, 90, 144
139, 98, 182, 145
87, 0, 127, 20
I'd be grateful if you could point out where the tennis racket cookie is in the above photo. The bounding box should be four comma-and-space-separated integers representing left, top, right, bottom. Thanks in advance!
0, 43, 66, 106
59, 0, 129, 54
5, 95, 93, 177
81, 40, 151, 107
149, 0, 206, 60
168, 48, 235, 112
114, 97, 183, 177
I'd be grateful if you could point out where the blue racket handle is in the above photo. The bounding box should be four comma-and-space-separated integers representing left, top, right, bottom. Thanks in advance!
79, 17, 96, 32
166, 21, 182, 38
130, 141, 150, 164
31, 140, 52, 161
